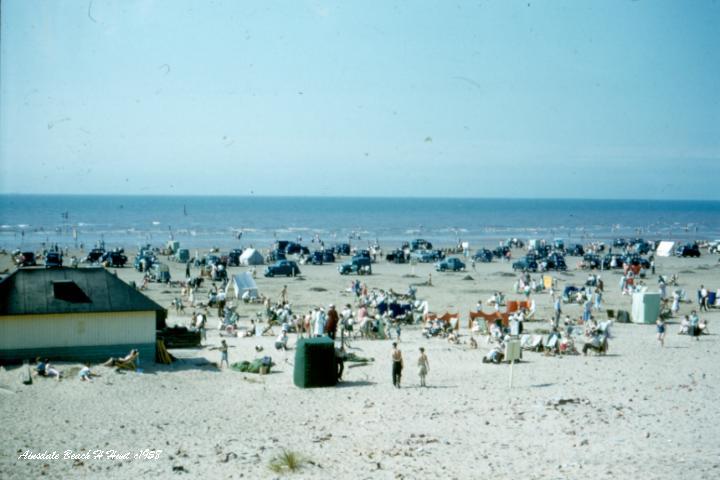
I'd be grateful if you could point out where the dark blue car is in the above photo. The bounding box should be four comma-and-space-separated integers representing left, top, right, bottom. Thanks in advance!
265, 260, 301, 277
435, 257, 466, 272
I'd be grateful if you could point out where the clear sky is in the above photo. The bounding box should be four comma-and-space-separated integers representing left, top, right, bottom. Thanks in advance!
1, 0, 719, 199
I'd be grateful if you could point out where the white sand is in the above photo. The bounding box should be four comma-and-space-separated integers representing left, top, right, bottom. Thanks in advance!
1, 250, 719, 479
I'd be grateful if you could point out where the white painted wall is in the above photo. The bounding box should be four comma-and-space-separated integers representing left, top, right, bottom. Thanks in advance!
0, 311, 155, 349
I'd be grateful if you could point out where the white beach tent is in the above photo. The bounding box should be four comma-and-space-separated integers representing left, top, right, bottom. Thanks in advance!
239, 248, 264, 266
656, 241, 675, 257
631, 291, 661, 324
226, 272, 259, 300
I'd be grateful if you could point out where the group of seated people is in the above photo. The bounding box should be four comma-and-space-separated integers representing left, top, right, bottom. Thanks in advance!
678, 311, 709, 337
34, 358, 100, 381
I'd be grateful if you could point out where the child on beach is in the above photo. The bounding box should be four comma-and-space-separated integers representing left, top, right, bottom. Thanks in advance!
417, 347, 429, 387
656, 318, 666, 347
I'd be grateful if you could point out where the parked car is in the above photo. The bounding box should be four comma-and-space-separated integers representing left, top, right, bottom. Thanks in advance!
309, 251, 324, 265
226, 249, 242, 266
410, 250, 436, 263
411, 239, 433, 251
613, 238, 627, 248
435, 257, 466, 272
567, 244, 585, 256
675, 243, 701, 258
285, 242, 309, 255
101, 251, 127, 267
472, 249, 493, 263
266, 249, 287, 263
148, 263, 171, 283
264, 260, 301, 277
622, 254, 651, 269
582, 253, 602, 269
85, 248, 105, 263
543, 253, 567, 271
45, 252, 63, 268
385, 249, 407, 263
17, 251, 37, 267
512, 256, 538, 272
334, 243, 351, 255
322, 250, 335, 263
338, 256, 372, 275
134, 255, 155, 272
493, 246, 511, 259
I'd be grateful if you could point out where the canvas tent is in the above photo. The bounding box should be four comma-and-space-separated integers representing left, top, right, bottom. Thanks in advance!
631, 291, 661, 324
239, 248, 264, 266
656, 241, 675, 257
226, 272, 258, 300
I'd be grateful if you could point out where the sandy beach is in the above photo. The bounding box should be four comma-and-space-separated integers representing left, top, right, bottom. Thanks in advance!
1, 248, 719, 479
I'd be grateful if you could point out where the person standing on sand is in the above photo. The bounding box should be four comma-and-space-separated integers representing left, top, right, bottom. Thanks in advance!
656, 317, 666, 347
391, 343, 403, 388
699, 285, 708, 312
325, 304, 339, 340
218, 340, 229, 368
281, 285, 288, 304
417, 347, 429, 387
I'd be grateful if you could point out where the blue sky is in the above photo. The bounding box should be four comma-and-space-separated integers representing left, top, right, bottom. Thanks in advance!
1, 0, 718, 199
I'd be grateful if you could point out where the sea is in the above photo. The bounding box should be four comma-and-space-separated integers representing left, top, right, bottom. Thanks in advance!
1, 195, 719, 252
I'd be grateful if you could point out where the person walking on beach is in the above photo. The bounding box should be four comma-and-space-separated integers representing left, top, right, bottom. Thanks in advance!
553, 296, 562, 329
656, 317, 666, 347
281, 285, 288, 304
417, 347, 429, 387
391, 343, 404, 388
699, 285, 709, 312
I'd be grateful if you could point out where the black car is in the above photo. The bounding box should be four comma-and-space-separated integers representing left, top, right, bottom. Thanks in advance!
675, 243, 701, 258
227, 249, 243, 266
322, 250, 335, 263
102, 251, 128, 267
309, 251, 324, 265
266, 249, 287, 263
338, 257, 372, 275
264, 260, 301, 277
285, 242, 309, 255
602, 253, 624, 269
334, 243, 351, 255
472, 249, 493, 263
85, 248, 105, 263
512, 256, 538, 272
45, 252, 63, 268
613, 238, 627, 248
335, 243, 350, 255
567, 244, 585, 256
411, 239, 433, 251
623, 254, 651, 269
493, 246, 511, 259
582, 253, 601, 269
545, 253, 567, 271
386, 249, 407, 263
17, 251, 37, 266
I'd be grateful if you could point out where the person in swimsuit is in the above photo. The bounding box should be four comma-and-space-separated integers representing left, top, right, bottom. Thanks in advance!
417, 347, 429, 387
656, 317, 666, 347
391, 343, 403, 388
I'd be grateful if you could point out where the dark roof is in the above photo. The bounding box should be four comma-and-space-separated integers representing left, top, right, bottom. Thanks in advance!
0, 267, 164, 316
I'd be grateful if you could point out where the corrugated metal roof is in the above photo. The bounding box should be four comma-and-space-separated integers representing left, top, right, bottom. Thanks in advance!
0, 267, 164, 316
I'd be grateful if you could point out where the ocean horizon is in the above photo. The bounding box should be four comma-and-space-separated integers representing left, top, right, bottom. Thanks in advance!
1, 194, 719, 251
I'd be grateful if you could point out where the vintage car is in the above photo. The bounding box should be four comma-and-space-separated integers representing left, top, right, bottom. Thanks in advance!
338, 256, 372, 275
435, 257, 466, 272
472, 249, 493, 263
264, 260, 301, 277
